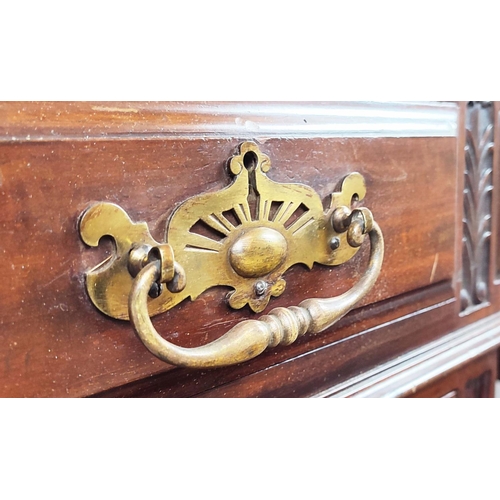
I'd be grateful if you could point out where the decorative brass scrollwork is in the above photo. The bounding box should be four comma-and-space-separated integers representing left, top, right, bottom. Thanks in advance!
79, 142, 384, 368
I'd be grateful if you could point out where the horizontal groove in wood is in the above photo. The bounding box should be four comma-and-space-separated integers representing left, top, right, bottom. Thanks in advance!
0, 101, 459, 142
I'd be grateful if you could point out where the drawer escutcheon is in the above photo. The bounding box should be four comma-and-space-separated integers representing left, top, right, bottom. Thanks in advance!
78, 142, 384, 368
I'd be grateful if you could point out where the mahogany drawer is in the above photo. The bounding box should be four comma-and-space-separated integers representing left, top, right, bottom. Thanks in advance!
0, 101, 498, 397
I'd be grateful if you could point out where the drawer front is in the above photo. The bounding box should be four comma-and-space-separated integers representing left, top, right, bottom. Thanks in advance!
0, 102, 461, 397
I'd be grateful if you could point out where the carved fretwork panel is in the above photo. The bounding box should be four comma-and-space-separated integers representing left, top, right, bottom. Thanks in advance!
461, 101, 494, 312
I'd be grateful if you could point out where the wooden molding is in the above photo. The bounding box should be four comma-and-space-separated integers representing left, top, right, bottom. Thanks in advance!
318, 311, 500, 398
0, 101, 458, 142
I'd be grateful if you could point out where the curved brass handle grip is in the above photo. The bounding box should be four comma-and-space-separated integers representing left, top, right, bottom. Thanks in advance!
128, 222, 384, 369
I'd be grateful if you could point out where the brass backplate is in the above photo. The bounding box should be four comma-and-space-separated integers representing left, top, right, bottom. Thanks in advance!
79, 142, 367, 320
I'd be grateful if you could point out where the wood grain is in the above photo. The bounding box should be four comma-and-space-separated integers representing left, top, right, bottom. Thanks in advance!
97, 283, 455, 398
323, 310, 500, 398
0, 132, 457, 396
408, 351, 496, 398
0, 101, 458, 141
3, 101, 498, 398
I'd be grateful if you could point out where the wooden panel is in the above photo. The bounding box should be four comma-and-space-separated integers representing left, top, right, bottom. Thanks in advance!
322, 311, 500, 398
493, 102, 500, 282
461, 101, 494, 311
408, 351, 496, 398
0, 102, 459, 397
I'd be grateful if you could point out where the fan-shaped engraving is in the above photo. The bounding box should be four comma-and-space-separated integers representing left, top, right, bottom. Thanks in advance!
165, 142, 366, 313
80, 141, 369, 319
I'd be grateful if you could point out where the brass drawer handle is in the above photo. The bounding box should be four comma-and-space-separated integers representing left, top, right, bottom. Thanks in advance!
79, 142, 384, 368
129, 220, 383, 368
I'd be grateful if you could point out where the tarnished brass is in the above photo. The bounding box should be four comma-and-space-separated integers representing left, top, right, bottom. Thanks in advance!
79, 141, 384, 368
79, 142, 374, 321
228, 227, 288, 278
128, 222, 383, 368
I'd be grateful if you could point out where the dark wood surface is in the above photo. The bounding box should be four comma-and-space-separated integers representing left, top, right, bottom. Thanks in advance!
0, 101, 498, 397
320, 310, 500, 398
408, 351, 496, 398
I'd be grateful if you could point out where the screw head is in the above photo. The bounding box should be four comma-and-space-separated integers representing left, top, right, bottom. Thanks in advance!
254, 281, 267, 296
148, 282, 163, 298
329, 237, 340, 251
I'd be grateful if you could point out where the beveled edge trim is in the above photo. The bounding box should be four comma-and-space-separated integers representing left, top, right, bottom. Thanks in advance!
317, 311, 500, 398
0, 101, 458, 142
